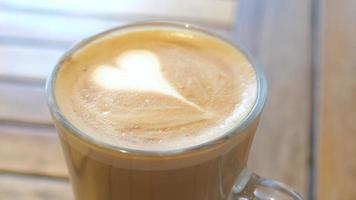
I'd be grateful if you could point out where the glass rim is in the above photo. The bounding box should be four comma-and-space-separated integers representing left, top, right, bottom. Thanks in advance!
46, 21, 268, 157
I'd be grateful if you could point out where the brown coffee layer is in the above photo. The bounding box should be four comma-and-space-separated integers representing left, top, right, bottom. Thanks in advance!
55, 27, 257, 151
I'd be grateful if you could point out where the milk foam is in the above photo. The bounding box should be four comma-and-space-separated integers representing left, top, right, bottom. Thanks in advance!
93, 50, 203, 111
55, 27, 257, 151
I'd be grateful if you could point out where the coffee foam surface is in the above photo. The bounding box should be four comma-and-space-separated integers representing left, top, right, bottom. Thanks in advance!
55, 27, 257, 151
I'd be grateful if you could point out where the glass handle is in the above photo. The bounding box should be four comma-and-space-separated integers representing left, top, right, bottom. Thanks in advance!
230, 169, 304, 200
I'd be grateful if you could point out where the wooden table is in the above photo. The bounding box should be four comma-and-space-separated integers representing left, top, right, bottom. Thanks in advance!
0, 0, 355, 199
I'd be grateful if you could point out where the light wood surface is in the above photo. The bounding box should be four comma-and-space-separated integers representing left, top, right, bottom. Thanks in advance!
0, 174, 72, 200
235, 0, 312, 197
0, 124, 66, 178
317, 0, 356, 199
0, 83, 50, 124
0, 0, 236, 28
0, 45, 62, 82
0, 10, 122, 45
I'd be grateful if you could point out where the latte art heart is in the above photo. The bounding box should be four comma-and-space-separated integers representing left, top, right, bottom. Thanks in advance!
93, 49, 204, 111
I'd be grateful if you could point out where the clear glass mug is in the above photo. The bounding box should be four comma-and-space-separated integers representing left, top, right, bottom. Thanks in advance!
46, 22, 304, 200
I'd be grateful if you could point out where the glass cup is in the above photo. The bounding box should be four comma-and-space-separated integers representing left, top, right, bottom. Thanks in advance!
46, 22, 304, 200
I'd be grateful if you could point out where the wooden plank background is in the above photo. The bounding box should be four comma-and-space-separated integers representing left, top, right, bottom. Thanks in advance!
0, 0, 235, 28
0, 124, 66, 178
0, 174, 72, 200
235, 0, 311, 197
317, 0, 356, 199
1, 0, 356, 199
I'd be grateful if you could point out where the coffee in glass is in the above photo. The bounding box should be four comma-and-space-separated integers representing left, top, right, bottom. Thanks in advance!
47, 22, 303, 200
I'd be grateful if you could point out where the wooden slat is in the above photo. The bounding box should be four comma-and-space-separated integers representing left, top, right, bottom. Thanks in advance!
317, 0, 356, 199
0, 45, 63, 82
0, 124, 67, 177
0, 83, 51, 124
0, 0, 236, 28
0, 10, 122, 44
0, 10, 229, 45
0, 174, 72, 200
234, 0, 311, 198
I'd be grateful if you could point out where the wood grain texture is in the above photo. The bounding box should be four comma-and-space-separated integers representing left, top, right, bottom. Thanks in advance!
0, 124, 67, 178
0, 45, 63, 82
0, 10, 122, 45
234, 0, 312, 198
0, 174, 72, 200
0, 0, 236, 28
317, 0, 356, 199
0, 83, 51, 124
